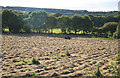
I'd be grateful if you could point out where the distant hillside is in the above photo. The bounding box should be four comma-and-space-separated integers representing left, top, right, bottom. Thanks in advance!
2, 6, 118, 15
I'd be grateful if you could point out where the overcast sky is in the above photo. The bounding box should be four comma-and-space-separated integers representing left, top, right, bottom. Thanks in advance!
0, 0, 119, 11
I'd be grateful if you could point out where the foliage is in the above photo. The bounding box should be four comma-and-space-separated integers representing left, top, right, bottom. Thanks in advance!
0, 55, 3, 58
45, 14, 57, 33
22, 24, 31, 33
2, 9, 119, 39
60, 54, 67, 57
26, 11, 47, 33
71, 14, 83, 34
114, 54, 120, 61
32, 72, 37, 76
15, 59, 40, 65
113, 21, 120, 39
82, 15, 94, 33
15, 60, 32, 65
2, 9, 24, 33
109, 62, 120, 77
54, 12, 63, 17
57, 15, 71, 34
93, 63, 103, 76
32, 58, 40, 65
89, 15, 118, 28
99, 22, 118, 34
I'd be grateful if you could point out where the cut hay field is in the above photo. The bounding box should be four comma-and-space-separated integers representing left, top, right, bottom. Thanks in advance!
1, 34, 119, 77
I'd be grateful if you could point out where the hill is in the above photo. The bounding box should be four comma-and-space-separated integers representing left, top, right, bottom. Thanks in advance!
2, 6, 118, 15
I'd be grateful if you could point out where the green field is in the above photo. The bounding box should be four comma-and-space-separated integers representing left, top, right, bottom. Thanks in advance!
4, 28, 84, 34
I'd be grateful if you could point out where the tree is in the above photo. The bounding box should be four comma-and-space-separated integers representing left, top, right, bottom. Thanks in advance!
82, 15, 94, 33
57, 15, 71, 34
2, 9, 24, 33
89, 15, 118, 28
71, 14, 83, 34
45, 14, 57, 33
54, 12, 62, 17
27, 11, 47, 33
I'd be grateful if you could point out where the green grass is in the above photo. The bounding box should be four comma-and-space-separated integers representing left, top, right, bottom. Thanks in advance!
32, 72, 37, 76
4, 28, 9, 32
109, 61, 120, 76
99, 57, 104, 60
15, 60, 33, 65
114, 54, 120, 61
3, 27, 119, 40
93, 37, 116, 40
15, 59, 40, 65
52, 29, 61, 33
0, 55, 3, 58
52, 28, 83, 34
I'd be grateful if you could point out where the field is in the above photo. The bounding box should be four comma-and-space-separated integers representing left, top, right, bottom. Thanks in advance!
2, 34, 119, 77
3, 28, 84, 34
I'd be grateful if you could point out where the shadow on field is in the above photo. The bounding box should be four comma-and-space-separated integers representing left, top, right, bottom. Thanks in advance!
2, 32, 92, 38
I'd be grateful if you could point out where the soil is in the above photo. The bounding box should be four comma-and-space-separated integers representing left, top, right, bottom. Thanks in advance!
1, 34, 119, 76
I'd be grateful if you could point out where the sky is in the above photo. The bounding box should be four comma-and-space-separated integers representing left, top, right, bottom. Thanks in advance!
0, 0, 119, 11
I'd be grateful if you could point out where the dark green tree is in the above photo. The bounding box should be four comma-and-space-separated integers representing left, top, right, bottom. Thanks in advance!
71, 14, 83, 34
2, 9, 24, 33
57, 15, 71, 34
82, 15, 94, 33
45, 14, 57, 33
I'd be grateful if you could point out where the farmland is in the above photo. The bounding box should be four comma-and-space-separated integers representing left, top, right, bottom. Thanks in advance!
2, 34, 119, 76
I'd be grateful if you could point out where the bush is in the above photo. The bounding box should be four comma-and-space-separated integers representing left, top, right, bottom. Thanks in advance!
99, 22, 118, 34
113, 21, 120, 39
93, 63, 103, 76
32, 58, 40, 65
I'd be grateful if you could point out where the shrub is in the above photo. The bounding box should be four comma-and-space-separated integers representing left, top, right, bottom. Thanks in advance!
93, 63, 103, 76
60, 54, 66, 57
114, 54, 120, 61
32, 72, 36, 76
113, 21, 120, 39
99, 22, 118, 34
32, 58, 40, 65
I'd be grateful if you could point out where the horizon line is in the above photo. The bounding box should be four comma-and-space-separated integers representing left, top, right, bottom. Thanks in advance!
2, 5, 118, 12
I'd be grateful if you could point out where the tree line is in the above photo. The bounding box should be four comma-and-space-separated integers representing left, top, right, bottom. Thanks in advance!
2, 9, 120, 38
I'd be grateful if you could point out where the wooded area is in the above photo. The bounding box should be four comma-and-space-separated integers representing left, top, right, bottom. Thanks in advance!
2, 9, 120, 39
